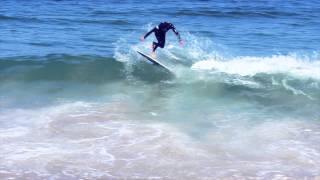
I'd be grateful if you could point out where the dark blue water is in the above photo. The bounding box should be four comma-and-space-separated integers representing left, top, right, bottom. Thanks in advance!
1, 1, 320, 179
1, 0, 320, 57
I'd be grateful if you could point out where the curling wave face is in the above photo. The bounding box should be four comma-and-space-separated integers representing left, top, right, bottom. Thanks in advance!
1, 36, 319, 179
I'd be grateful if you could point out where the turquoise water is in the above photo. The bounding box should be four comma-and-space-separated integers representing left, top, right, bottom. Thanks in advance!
0, 0, 320, 179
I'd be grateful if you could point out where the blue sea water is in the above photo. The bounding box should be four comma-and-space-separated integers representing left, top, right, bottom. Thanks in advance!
0, 0, 320, 179
1, 0, 319, 57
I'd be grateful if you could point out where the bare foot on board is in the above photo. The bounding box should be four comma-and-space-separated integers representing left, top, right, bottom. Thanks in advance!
151, 52, 156, 58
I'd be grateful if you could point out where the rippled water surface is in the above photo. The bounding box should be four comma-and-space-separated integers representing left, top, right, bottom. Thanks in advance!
0, 0, 320, 179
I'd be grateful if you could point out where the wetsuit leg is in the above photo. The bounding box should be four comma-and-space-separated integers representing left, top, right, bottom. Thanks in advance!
153, 30, 166, 52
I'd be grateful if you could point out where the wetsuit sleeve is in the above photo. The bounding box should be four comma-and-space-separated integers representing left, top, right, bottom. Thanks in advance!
170, 24, 181, 41
144, 27, 156, 39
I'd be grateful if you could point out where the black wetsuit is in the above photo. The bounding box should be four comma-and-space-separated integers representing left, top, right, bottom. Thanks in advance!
143, 22, 181, 52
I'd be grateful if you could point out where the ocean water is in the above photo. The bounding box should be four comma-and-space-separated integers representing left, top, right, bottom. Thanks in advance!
0, 0, 320, 179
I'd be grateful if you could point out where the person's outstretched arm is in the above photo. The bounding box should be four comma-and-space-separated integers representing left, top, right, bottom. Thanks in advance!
170, 24, 181, 41
170, 24, 184, 46
141, 27, 156, 41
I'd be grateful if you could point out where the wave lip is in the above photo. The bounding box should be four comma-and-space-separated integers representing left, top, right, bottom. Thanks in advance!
0, 54, 126, 83
192, 55, 320, 80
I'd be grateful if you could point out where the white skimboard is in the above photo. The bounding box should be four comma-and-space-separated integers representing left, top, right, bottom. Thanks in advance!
137, 51, 172, 72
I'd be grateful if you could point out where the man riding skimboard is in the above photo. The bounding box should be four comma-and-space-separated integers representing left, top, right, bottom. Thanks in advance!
141, 22, 184, 55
